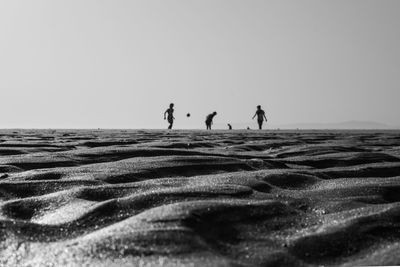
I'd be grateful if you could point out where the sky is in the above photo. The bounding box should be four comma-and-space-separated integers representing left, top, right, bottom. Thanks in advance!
0, 0, 399, 129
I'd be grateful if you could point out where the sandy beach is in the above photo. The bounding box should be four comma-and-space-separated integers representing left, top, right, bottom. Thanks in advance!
0, 129, 400, 266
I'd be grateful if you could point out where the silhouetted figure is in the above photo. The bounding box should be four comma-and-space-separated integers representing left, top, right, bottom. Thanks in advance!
205, 112, 217, 130
228, 123, 232, 130
252, 105, 267, 130
164, 103, 175, 129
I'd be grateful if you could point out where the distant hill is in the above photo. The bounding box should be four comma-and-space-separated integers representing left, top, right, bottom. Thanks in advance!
275, 121, 391, 130
214, 121, 394, 130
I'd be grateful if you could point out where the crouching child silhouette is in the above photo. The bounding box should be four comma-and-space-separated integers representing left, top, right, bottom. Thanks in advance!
205, 112, 217, 130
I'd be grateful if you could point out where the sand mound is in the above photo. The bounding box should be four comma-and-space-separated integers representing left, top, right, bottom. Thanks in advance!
0, 129, 399, 266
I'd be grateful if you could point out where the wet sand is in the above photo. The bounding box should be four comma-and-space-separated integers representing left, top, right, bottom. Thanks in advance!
1, 129, 400, 266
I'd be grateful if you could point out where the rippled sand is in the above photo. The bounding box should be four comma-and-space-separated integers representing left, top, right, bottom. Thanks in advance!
1, 129, 400, 266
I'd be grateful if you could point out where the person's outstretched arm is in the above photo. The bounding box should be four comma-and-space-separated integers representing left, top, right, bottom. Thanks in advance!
264, 113, 267, 121
252, 113, 257, 119
164, 110, 167, 120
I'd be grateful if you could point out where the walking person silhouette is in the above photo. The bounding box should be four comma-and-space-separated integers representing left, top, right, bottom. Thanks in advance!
252, 105, 267, 130
205, 112, 217, 130
164, 103, 175, 129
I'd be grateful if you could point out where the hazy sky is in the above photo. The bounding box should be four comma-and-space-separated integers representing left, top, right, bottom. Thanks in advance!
0, 0, 399, 128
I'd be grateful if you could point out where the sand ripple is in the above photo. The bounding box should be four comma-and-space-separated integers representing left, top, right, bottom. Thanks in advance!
0, 129, 399, 266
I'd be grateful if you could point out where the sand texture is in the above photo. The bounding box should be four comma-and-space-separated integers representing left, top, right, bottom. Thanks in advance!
1, 129, 400, 267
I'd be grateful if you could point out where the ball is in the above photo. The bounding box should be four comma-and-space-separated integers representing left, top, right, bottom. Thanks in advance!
186, 113, 191, 117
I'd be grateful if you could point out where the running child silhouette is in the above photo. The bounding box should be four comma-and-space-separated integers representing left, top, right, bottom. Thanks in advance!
205, 111, 217, 130
164, 103, 175, 129
252, 105, 267, 130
